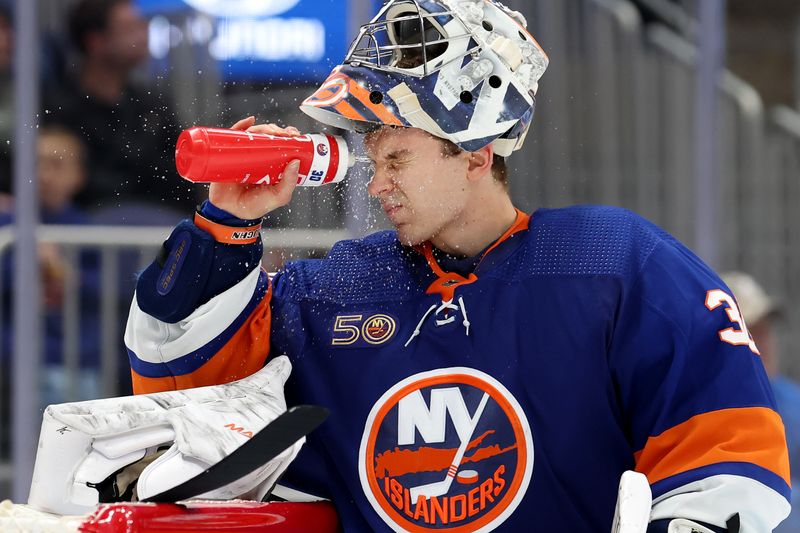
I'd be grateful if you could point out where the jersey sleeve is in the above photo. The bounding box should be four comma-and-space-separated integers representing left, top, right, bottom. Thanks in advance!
608, 237, 791, 531
124, 210, 274, 394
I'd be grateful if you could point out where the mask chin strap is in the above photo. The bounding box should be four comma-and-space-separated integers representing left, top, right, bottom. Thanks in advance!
493, 115, 533, 157
491, 137, 518, 157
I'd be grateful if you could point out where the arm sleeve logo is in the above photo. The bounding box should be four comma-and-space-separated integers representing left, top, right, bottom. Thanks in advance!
358, 368, 533, 532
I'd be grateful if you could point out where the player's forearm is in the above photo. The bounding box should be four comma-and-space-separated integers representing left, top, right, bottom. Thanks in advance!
124, 201, 272, 394
135, 200, 263, 323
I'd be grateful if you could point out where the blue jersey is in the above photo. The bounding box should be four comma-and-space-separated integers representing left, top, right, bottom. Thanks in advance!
125, 205, 790, 531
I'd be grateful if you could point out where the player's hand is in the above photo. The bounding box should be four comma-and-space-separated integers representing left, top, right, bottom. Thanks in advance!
208, 116, 302, 220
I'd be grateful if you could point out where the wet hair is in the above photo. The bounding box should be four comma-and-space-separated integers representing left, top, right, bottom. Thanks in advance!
69, 0, 129, 54
437, 137, 508, 188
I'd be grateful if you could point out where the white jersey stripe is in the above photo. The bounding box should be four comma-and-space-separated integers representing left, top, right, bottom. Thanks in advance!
124, 266, 262, 365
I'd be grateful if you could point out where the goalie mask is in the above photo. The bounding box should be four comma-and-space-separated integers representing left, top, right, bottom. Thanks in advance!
300, 0, 549, 156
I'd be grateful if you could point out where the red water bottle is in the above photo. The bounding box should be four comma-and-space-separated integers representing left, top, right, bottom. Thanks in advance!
175, 127, 351, 187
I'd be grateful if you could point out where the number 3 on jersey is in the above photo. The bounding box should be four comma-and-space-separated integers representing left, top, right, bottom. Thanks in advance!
705, 289, 760, 354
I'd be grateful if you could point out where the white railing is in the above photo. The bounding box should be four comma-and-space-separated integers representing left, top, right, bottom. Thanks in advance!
0, 224, 349, 499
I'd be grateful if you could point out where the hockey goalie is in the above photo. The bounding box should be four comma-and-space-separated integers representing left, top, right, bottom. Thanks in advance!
0, 357, 338, 532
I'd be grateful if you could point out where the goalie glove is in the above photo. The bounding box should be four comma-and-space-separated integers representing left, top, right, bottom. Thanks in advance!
612, 472, 742, 533
28, 356, 302, 515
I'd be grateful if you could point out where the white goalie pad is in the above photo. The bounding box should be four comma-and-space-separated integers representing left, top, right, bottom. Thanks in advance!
28, 356, 303, 516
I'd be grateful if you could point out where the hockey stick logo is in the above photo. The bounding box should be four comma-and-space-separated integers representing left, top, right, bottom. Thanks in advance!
408, 392, 489, 502
359, 368, 533, 532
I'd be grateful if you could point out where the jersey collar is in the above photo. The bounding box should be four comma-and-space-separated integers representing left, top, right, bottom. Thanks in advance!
415, 208, 531, 302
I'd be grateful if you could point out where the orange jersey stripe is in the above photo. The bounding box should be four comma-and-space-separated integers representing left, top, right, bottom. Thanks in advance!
132, 285, 273, 394
634, 407, 790, 487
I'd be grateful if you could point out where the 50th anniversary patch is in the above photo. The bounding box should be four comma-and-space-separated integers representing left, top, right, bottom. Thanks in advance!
359, 368, 534, 532
331, 313, 397, 347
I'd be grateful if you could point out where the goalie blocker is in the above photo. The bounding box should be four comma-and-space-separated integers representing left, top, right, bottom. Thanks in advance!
27, 357, 304, 515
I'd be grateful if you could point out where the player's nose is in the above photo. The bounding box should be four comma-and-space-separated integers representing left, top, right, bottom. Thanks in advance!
367, 169, 393, 198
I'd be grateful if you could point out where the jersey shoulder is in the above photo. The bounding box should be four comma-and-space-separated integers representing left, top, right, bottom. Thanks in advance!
276, 230, 419, 305
501, 205, 674, 280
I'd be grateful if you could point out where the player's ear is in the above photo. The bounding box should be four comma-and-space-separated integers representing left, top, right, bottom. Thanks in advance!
466, 144, 493, 182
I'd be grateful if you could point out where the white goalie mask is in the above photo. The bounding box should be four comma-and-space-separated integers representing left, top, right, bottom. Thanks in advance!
301, 0, 549, 156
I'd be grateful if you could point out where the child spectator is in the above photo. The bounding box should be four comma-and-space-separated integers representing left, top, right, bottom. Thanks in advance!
0, 126, 102, 408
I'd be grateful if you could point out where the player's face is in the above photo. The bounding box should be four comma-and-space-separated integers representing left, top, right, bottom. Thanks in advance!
365, 127, 471, 247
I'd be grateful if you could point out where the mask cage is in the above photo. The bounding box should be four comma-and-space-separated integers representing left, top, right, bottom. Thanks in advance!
345, 0, 480, 78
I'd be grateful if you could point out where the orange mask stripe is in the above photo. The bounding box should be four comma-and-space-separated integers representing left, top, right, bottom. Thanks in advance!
334, 100, 368, 122
132, 285, 272, 394
634, 407, 790, 487
347, 80, 403, 126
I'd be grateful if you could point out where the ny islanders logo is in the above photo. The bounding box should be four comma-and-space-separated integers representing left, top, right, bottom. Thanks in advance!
359, 368, 533, 532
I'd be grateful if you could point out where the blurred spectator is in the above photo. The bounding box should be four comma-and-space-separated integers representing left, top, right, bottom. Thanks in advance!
722, 271, 800, 533
42, 0, 194, 216
35, 126, 89, 222
0, 126, 102, 408
0, 5, 11, 193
